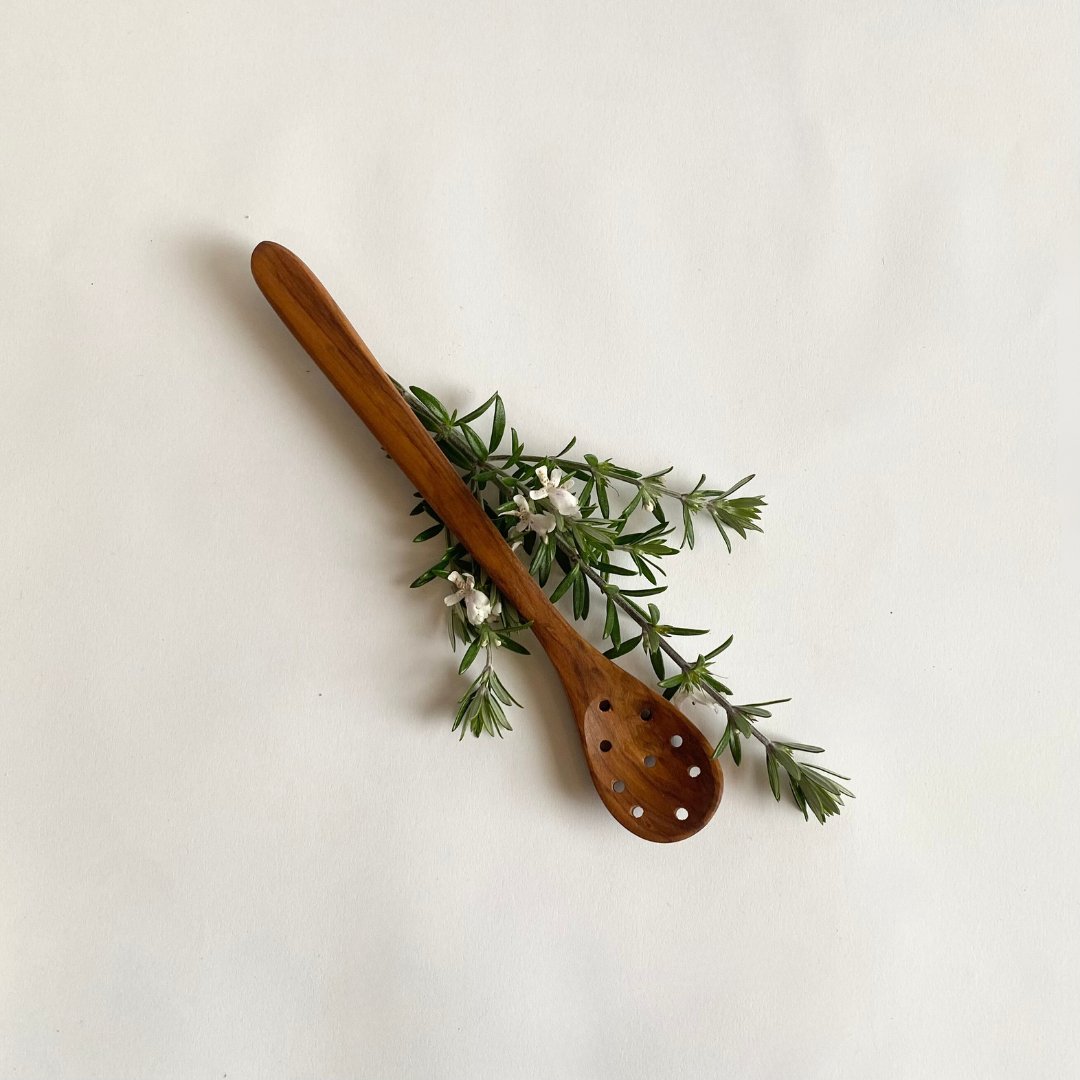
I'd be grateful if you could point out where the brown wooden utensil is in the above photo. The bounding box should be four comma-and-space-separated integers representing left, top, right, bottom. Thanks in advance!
250, 241, 723, 842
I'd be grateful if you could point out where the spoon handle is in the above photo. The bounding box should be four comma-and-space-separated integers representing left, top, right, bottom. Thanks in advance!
251, 241, 568, 646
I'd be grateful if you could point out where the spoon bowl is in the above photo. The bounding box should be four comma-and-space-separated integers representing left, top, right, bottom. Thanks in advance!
574, 657, 723, 841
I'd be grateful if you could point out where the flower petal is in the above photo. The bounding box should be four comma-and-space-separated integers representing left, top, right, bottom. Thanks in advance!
547, 488, 580, 517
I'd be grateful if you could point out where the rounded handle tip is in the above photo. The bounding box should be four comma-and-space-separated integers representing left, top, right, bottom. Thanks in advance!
250, 239, 291, 280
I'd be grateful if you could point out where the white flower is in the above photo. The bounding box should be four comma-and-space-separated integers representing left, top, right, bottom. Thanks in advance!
487, 600, 503, 642
444, 570, 493, 626
501, 494, 557, 550
528, 466, 581, 519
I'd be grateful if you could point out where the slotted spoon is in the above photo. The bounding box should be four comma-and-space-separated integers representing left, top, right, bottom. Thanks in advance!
250, 241, 723, 842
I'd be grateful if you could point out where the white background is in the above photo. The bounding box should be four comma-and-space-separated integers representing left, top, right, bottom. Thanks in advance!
2, 3, 1077, 1077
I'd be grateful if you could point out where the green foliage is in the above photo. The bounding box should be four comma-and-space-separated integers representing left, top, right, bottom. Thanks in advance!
401, 383, 850, 822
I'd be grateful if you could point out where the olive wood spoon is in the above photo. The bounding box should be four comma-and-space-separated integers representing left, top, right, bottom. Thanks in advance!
250, 241, 723, 842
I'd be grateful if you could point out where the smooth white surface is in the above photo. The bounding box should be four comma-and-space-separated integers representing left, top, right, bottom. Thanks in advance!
2, 3, 1078, 1077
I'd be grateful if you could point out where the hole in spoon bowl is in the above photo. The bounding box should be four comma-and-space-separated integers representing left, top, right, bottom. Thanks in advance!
599, 739, 612, 753
675, 807, 689, 821
643, 755, 657, 768
599, 700, 611, 712
670, 734, 683, 748
612, 779, 625, 793
631, 806, 644, 819
688, 765, 702, 778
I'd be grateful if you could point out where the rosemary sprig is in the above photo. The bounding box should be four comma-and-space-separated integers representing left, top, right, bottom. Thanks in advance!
492, 453, 765, 551
449, 615, 523, 739
399, 382, 851, 822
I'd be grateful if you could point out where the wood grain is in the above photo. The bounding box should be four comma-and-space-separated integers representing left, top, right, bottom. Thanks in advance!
251, 241, 723, 842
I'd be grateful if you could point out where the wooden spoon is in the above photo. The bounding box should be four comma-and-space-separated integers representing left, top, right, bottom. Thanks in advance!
250, 241, 723, 842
